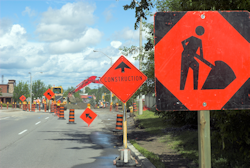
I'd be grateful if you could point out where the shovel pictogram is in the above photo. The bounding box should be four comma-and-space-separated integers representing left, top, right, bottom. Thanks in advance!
180, 26, 236, 90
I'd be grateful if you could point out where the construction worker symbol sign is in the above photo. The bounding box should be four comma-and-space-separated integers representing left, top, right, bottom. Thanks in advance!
19, 95, 26, 102
155, 11, 250, 111
43, 89, 55, 100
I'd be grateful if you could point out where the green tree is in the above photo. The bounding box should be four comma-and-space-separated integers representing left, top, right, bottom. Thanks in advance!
32, 80, 47, 100
63, 86, 81, 99
13, 81, 30, 102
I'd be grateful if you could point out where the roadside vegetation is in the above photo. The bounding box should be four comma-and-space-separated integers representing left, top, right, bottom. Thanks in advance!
132, 110, 250, 168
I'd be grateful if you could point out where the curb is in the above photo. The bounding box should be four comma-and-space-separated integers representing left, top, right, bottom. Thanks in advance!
127, 140, 156, 168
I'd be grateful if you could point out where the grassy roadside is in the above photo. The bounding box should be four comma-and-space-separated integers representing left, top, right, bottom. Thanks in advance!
129, 139, 165, 168
132, 110, 248, 168
133, 110, 199, 167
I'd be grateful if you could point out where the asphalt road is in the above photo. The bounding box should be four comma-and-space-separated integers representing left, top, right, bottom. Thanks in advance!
0, 107, 122, 168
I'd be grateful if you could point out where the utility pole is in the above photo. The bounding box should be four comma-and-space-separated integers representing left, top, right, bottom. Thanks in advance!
134, 0, 143, 115
29, 72, 32, 111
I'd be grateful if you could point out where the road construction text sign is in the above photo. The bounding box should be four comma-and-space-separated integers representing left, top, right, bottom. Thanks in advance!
100, 55, 147, 103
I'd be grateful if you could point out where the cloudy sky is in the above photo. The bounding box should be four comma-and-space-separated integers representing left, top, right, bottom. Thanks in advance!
0, 0, 154, 90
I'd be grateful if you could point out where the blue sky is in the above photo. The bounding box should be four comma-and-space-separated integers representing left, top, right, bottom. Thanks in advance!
0, 0, 154, 90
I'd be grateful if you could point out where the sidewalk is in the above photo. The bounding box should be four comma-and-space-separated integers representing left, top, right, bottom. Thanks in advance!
93, 107, 156, 168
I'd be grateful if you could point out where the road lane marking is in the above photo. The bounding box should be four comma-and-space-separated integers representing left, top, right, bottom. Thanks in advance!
35, 121, 41, 125
45, 117, 49, 119
18, 129, 27, 135
0, 117, 9, 120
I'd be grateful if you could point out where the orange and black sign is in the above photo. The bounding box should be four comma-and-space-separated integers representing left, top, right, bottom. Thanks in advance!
80, 108, 97, 126
43, 89, 55, 100
155, 11, 250, 111
100, 56, 147, 103
19, 95, 26, 102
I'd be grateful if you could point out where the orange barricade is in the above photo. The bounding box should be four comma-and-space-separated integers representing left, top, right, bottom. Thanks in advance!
44, 104, 47, 112
50, 103, 53, 113
58, 106, 65, 120
32, 104, 35, 112
7, 103, 9, 109
133, 103, 137, 112
53, 104, 56, 115
67, 109, 76, 124
12, 102, 14, 109
57, 105, 60, 117
115, 114, 123, 130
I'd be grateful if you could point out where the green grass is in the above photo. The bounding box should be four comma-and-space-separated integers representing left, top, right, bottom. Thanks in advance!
133, 110, 246, 168
135, 110, 167, 134
129, 139, 165, 168
134, 110, 199, 167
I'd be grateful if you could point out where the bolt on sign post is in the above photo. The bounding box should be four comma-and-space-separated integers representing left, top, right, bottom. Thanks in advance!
154, 11, 250, 168
100, 55, 147, 165
80, 108, 97, 127
43, 89, 55, 112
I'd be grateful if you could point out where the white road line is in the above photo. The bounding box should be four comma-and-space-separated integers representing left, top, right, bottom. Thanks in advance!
45, 117, 49, 119
0, 117, 9, 120
18, 129, 27, 135
35, 121, 41, 125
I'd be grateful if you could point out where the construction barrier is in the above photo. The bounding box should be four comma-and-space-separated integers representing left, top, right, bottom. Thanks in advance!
67, 109, 76, 124
25, 104, 27, 111
58, 106, 65, 120
15, 102, 16, 109
32, 104, 35, 112
115, 114, 123, 130
7, 102, 9, 109
133, 103, 137, 112
54, 104, 57, 115
51, 102, 54, 113
12, 102, 14, 109
87, 103, 91, 109
57, 105, 60, 117
44, 104, 47, 112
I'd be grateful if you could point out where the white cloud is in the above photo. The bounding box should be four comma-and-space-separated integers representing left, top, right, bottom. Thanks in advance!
111, 41, 122, 49
36, 1, 96, 42
48, 28, 103, 54
103, 3, 116, 22
22, 7, 36, 17
113, 27, 148, 42
0, 24, 47, 69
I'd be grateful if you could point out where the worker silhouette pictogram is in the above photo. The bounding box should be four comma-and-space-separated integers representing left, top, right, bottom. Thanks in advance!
180, 26, 205, 90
